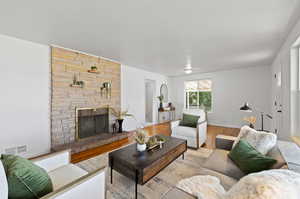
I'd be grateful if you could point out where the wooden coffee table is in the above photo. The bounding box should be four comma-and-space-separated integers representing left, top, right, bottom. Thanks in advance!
109, 135, 187, 199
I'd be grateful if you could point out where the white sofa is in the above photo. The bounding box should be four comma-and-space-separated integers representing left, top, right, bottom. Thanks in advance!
171, 109, 207, 149
0, 150, 106, 199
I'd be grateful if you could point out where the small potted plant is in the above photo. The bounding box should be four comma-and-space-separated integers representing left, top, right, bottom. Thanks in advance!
88, 66, 98, 73
157, 95, 164, 111
135, 129, 147, 152
110, 108, 133, 132
76, 80, 84, 87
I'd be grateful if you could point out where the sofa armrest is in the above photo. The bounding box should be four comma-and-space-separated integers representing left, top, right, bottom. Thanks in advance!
32, 150, 71, 172
171, 120, 181, 129
215, 135, 237, 151
197, 121, 207, 147
41, 167, 106, 199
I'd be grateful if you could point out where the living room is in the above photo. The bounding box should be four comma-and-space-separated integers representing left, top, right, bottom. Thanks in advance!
1, 1, 300, 199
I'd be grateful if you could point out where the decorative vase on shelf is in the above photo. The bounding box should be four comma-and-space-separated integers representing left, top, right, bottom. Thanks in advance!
157, 95, 164, 111
117, 119, 124, 133
137, 144, 147, 152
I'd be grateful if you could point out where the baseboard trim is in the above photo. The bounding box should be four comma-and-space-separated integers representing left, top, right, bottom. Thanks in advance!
207, 122, 241, 129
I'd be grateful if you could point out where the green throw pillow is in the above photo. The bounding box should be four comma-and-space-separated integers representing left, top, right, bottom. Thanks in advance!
1, 154, 53, 199
179, 114, 200, 128
228, 140, 277, 174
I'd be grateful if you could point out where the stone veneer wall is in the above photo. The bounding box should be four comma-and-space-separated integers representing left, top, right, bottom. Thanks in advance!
51, 47, 121, 147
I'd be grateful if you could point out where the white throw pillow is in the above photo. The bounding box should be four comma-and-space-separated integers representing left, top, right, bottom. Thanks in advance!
177, 175, 226, 199
232, 126, 277, 155
0, 160, 8, 199
225, 169, 300, 199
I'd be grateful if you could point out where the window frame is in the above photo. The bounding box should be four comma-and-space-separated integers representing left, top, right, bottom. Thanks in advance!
184, 79, 213, 113
298, 47, 300, 90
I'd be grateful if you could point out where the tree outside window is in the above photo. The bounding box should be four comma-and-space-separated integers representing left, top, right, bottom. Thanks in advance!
185, 79, 212, 111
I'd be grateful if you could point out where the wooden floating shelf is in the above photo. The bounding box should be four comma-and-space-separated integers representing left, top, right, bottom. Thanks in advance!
87, 70, 100, 74
70, 84, 84, 88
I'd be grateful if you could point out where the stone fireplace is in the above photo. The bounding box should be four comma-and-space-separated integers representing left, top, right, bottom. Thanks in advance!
50, 47, 133, 153
76, 107, 109, 140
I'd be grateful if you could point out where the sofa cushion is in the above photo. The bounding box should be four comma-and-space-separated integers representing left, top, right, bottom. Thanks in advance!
203, 149, 245, 180
233, 126, 277, 155
172, 134, 198, 148
229, 140, 277, 174
195, 166, 238, 191
180, 114, 200, 128
267, 145, 286, 169
48, 164, 88, 190
183, 109, 206, 123
173, 126, 197, 138
1, 154, 53, 199
0, 160, 8, 199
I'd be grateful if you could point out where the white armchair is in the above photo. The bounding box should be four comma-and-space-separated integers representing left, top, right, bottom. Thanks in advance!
0, 150, 106, 199
171, 109, 207, 149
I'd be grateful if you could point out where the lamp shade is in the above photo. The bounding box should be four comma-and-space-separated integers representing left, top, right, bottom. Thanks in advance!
240, 102, 252, 112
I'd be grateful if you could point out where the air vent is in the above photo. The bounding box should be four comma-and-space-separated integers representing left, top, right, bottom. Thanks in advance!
4, 147, 17, 155
17, 145, 27, 154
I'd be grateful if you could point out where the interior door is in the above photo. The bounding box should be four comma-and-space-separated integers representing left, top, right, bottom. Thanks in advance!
273, 64, 283, 135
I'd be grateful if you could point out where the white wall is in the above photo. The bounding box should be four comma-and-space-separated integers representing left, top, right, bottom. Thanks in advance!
169, 65, 272, 129
0, 34, 50, 158
121, 65, 169, 130
271, 16, 300, 140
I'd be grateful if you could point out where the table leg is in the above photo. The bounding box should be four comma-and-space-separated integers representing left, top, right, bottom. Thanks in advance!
135, 170, 138, 199
110, 166, 113, 184
182, 153, 185, 160
110, 158, 113, 184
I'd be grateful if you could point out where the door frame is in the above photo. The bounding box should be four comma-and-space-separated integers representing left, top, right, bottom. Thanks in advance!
145, 79, 156, 124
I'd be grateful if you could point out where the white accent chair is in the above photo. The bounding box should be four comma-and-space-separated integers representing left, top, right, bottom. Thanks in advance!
0, 150, 106, 199
171, 109, 207, 149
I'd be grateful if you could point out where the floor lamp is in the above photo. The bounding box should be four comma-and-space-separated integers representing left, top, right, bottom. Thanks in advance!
240, 102, 272, 131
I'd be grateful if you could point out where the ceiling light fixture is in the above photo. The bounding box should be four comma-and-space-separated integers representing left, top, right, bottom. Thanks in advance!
184, 68, 192, 74
184, 59, 193, 74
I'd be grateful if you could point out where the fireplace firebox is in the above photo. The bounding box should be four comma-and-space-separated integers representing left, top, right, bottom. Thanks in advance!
76, 107, 110, 140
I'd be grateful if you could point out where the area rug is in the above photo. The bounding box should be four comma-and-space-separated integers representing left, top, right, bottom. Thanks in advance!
76, 148, 234, 199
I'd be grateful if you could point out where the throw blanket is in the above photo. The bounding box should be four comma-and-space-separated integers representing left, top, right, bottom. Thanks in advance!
177, 175, 226, 199
177, 170, 300, 199
225, 169, 300, 199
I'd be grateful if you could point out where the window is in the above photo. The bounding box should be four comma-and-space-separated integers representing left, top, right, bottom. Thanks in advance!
184, 79, 212, 111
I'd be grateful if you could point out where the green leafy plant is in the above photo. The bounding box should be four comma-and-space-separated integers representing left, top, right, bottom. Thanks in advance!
110, 108, 133, 120
91, 66, 98, 70
135, 129, 147, 144
156, 135, 166, 143
146, 135, 167, 149
147, 136, 158, 147
77, 81, 84, 86
157, 95, 164, 102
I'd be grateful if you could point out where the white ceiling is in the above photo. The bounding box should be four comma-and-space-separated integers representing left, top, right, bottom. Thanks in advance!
0, 0, 299, 76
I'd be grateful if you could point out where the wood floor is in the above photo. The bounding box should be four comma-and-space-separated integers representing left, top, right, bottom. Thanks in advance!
292, 136, 300, 147
71, 122, 240, 163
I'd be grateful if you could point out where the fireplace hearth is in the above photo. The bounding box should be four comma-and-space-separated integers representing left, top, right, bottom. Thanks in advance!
51, 106, 134, 154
